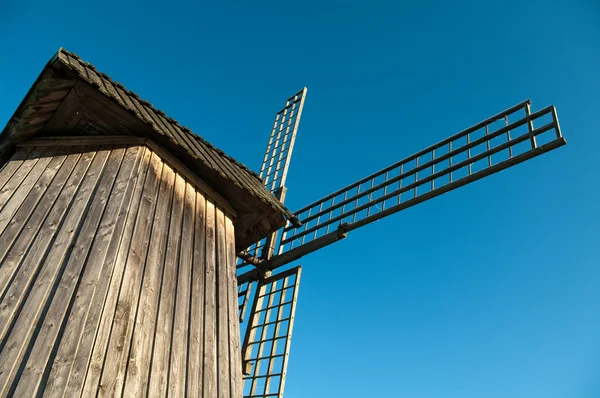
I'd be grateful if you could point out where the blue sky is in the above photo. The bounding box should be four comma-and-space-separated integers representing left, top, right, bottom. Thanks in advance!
1, 1, 599, 397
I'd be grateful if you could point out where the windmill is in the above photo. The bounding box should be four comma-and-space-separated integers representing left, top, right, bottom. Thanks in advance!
235, 89, 566, 397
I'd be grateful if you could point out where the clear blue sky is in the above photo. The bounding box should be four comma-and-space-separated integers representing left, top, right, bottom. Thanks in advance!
1, 1, 599, 397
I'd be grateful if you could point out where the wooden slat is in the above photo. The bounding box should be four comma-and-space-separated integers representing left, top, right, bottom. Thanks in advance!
203, 199, 217, 397
0, 147, 33, 190
188, 191, 206, 398
169, 181, 195, 397
20, 136, 147, 147
122, 163, 176, 397
39, 89, 85, 135
145, 140, 236, 218
74, 82, 139, 135
96, 152, 163, 398
216, 208, 230, 398
0, 147, 75, 296
149, 172, 186, 396
0, 147, 46, 220
80, 147, 152, 397
42, 145, 143, 397
0, 139, 245, 396
0, 148, 95, 342
62, 146, 148, 398
226, 216, 243, 397
13, 146, 127, 396
18, 136, 236, 219
0, 147, 111, 396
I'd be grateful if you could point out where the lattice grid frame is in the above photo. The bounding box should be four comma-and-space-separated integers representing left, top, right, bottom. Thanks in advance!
241, 267, 302, 398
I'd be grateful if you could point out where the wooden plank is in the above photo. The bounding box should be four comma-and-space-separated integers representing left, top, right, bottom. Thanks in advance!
187, 190, 206, 398
203, 199, 218, 398
226, 216, 243, 398
0, 146, 45, 217
0, 147, 33, 191
0, 147, 56, 236
149, 172, 186, 396
0, 147, 75, 297
18, 137, 236, 220
146, 140, 236, 219
74, 82, 142, 135
0, 147, 111, 397
122, 162, 176, 397
39, 89, 85, 135
216, 208, 230, 398
12, 146, 127, 397
19, 136, 147, 148
79, 147, 152, 397
169, 181, 195, 398
42, 145, 144, 397
96, 151, 163, 398
0, 148, 95, 341
61, 146, 148, 398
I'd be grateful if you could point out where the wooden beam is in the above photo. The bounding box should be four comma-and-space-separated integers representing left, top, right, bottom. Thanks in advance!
17, 136, 237, 218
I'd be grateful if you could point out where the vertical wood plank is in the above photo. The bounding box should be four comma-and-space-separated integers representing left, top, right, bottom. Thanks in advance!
62, 147, 149, 398
0, 147, 34, 192
149, 172, 185, 396
0, 147, 55, 236
80, 147, 152, 397
122, 163, 175, 397
0, 147, 43, 211
188, 191, 206, 398
216, 208, 230, 398
96, 152, 163, 398
42, 145, 143, 397
169, 182, 195, 398
0, 148, 75, 296
0, 147, 111, 397
0, 149, 95, 341
203, 199, 217, 398
13, 147, 127, 397
225, 216, 242, 398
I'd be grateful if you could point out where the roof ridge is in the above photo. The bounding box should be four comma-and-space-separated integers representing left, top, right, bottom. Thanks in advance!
55, 47, 263, 181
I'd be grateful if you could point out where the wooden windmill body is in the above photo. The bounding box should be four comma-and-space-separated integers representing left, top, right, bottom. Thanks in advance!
0, 49, 566, 397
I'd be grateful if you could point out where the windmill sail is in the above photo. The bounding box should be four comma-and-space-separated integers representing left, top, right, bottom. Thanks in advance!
238, 88, 307, 263
243, 100, 565, 275
241, 266, 301, 398
259, 88, 307, 194
237, 88, 307, 323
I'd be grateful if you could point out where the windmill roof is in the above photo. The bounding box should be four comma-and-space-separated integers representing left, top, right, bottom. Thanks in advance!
0, 48, 297, 250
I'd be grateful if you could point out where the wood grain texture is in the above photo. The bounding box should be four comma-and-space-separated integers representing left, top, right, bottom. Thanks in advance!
203, 199, 218, 398
0, 142, 243, 397
80, 147, 153, 397
188, 190, 206, 398
0, 147, 111, 396
226, 216, 243, 398
216, 208, 231, 398
169, 181, 195, 398
149, 172, 186, 397
12, 146, 127, 397
62, 146, 148, 398
97, 152, 163, 398
0, 147, 75, 296
0, 147, 53, 235
122, 162, 175, 397
42, 145, 143, 397
0, 147, 33, 190
0, 148, 95, 338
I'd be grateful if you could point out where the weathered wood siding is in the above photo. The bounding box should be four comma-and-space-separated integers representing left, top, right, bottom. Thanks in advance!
0, 143, 241, 397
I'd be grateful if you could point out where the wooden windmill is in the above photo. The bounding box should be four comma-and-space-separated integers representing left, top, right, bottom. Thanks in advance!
0, 49, 565, 398
235, 89, 567, 397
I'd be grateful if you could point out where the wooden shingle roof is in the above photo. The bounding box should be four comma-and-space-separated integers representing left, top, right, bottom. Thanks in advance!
0, 48, 298, 249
